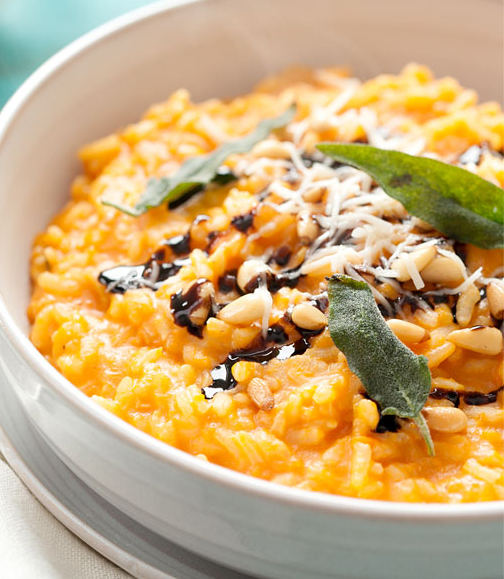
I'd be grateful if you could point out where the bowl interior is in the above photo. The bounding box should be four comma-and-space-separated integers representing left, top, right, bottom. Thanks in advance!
0, 0, 502, 335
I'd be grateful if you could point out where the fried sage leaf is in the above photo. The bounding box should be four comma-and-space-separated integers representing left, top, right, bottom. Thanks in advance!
104, 104, 297, 217
327, 274, 434, 455
317, 143, 504, 249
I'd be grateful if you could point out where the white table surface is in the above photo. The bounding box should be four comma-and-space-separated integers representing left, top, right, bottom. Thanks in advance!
0, 451, 133, 579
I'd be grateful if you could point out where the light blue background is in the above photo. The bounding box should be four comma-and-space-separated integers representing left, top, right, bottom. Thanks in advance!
0, 0, 154, 106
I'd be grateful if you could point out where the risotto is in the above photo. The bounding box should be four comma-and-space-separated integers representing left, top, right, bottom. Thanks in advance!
28, 64, 504, 502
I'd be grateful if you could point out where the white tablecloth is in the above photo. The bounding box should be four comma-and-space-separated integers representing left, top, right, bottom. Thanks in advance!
0, 452, 132, 579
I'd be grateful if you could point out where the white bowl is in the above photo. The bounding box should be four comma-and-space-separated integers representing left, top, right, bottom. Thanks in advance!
0, 1, 503, 578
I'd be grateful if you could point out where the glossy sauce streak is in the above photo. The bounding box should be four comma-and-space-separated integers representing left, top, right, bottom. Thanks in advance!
270, 246, 291, 267
203, 335, 311, 399
218, 271, 238, 293
231, 210, 255, 233
375, 414, 401, 433
170, 279, 210, 338
98, 257, 191, 294
429, 386, 503, 407
163, 233, 190, 255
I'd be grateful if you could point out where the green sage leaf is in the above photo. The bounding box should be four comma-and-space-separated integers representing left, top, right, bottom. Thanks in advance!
104, 104, 297, 217
327, 274, 434, 455
316, 143, 504, 249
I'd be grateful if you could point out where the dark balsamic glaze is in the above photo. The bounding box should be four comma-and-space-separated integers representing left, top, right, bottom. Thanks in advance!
163, 233, 190, 255
98, 211, 223, 294
429, 388, 461, 408
231, 210, 255, 233
386, 293, 426, 316
375, 414, 401, 433
379, 291, 453, 318
243, 268, 304, 294
212, 166, 237, 186
429, 294, 451, 306
270, 268, 304, 292
429, 386, 503, 407
270, 246, 291, 267
464, 388, 503, 406
166, 167, 236, 211
267, 323, 289, 344
98, 257, 191, 294
203, 336, 312, 399
193, 214, 211, 226
311, 294, 329, 313
218, 271, 238, 293
453, 242, 467, 265
168, 184, 204, 209
205, 230, 221, 252
170, 279, 211, 338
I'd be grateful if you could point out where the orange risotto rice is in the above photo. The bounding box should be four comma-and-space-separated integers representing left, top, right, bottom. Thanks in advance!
28, 64, 504, 502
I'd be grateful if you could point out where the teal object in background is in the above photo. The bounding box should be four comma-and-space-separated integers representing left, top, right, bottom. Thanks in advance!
0, 0, 154, 107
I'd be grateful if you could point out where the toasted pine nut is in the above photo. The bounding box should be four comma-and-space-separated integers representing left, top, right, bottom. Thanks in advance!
455, 284, 480, 328
386, 319, 429, 343
424, 406, 468, 433
487, 282, 504, 320
302, 186, 326, 203
247, 377, 274, 411
447, 326, 503, 355
421, 255, 465, 286
297, 211, 320, 244
291, 303, 327, 330
218, 292, 266, 325
391, 246, 436, 282
187, 280, 214, 326
237, 259, 272, 293
251, 139, 291, 159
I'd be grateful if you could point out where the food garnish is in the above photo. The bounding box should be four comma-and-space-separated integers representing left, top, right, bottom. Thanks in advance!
31, 65, 504, 501
316, 143, 504, 249
327, 274, 434, 455
103, 104, 297, 216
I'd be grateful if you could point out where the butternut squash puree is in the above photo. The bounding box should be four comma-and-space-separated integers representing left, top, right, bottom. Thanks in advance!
28, 65, 504, 502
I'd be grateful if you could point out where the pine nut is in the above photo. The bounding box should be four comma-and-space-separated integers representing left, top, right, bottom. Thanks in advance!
251, 139, 291, 159
291, 303, 327, 330
391, 246, 436, 282
187, 280, 214, 326
297, 211, 320, 244
455, 284, 480, 328
447, 326, 503, 355
302, 186, 326, 203
424, 406, 468, 433
237, 259, 272, 293
217, 292, 266, 324
386, 319, 429, 343
487, 282, 504, 320
247, 377, 274, 411
420, 255, 465, 286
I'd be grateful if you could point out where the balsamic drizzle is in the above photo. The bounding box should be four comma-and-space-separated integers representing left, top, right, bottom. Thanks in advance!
429, 386, 503, 408
170, 279, 212, 338
203, 334, 311, 399
98, 257, 191, 294
218, 271, 238, 293
163, 233, 191, 255
375, 414, 401, 433
269, 246, 291, 267
231, 210, 255, 233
